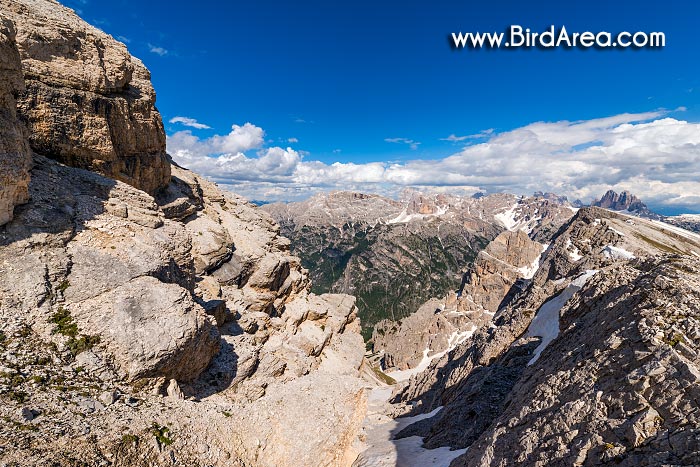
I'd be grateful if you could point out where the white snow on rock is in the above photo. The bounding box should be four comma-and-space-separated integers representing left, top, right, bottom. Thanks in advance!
387, 205, 448, 224
356, 326, 476, 467
602, 244, 636, 260
494, 203, 519, 231
565, 238, 583, 262
353, 403, 468, 467
526, 270, 599, 366
651, 219, 700, 243
517, 243, 549, 279
494, 202, 542, 234
387, 327, 476, 382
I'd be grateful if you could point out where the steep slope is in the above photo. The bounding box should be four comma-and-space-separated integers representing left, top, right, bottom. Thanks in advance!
0, 2, 368, 466
370, 207, 700, 467
264, 191, 574, 339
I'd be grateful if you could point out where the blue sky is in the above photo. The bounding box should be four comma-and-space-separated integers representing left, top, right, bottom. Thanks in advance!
64, 0, 700, 213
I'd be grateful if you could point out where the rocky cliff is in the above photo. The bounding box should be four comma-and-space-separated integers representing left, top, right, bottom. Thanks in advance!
0, 2, 368, 466
355, 207, 700, 467
0, 0, 170, 221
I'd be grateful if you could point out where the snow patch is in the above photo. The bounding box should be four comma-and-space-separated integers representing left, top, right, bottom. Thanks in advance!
354, 404, 468, 467
526, 270, 599, 365
517, 243, 549, 279
387, 327, 476, 382
565, 238, 583, 262
387, 205, 448, 224
602, 244, 636, 260
494, 203, 519, 231
609, 227, 626, 237
651, 219, 700, 243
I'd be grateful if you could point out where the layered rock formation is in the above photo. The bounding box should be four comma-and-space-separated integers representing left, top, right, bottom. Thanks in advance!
0, 16, 30, 225
0, 2, 368, 465
358, 207, 700, 467
592, 189, 663, 220
1, 0, 170, 200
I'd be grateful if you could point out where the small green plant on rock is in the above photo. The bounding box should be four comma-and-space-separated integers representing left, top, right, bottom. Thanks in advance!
48, 307, 100, 358
151, 423, 174, 447
49, 306, 78, 337
667, 333, 684, 347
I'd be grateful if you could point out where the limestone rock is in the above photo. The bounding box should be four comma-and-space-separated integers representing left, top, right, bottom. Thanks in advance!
167, 379, 185, 400
1, 0, 170, 194
0, 17, 31, 226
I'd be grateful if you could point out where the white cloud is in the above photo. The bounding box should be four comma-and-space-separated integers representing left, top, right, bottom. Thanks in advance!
385, 137, 420, 150
148, 43, 168, 56
287, 137, 299, 143
167, 112, 700, 212
169, 116, 211, 130
116, 35, 131, 44
441, 129, 494, 142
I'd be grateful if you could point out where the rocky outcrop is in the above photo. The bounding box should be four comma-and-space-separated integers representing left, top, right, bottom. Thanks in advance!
369, 207, 700, 467
593, 189, 646, 211
0, 17, 30, 225
0, 1, 369, 465
0, 152, 370, 466
1, 0, 170, 194
592, 189, 663, 220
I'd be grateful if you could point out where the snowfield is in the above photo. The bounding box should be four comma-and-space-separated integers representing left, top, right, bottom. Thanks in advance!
526, 270, 599, 365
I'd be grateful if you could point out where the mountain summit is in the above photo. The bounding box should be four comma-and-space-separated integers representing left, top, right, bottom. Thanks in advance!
592, 189, 663, 219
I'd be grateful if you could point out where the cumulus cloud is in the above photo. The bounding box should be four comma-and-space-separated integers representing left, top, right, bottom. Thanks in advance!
148, 43, 168, 56
385, 137, 420, 150
169, 116, 211, 130
167, 112, 700, 213
287, 137, 299, 143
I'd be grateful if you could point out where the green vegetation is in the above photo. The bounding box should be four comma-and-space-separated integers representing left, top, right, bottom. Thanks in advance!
121, 434, 140, 446
667, 332, 684, 347
48, 307, 100, 358
49, 306, 78, 337
7, 389, 28, 403
56, 280, 70, 293
369, 363, 397, 385
151, 423, 174, 447
290, 222, 488, 340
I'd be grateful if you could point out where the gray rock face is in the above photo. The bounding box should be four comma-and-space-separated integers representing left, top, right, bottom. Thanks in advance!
593, 189, 646, 211
1, 0, 170, 194
0, 155, 219, 381
0, 153, 370, 466
592, 189, 663, 220
378, 207, 700, 467
0, 17, 30, 226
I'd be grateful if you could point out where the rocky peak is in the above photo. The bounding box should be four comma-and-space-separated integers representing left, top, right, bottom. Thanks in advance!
594, 189, 646, 211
